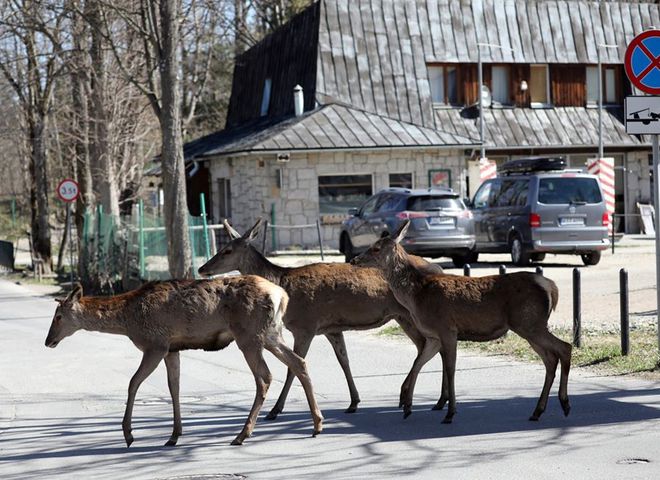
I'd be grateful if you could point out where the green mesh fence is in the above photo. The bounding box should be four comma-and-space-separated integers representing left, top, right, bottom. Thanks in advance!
82, 202, 213, 286
0, 197, 27, 241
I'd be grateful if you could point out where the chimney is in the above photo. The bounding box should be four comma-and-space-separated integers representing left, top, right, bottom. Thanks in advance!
294, 85, 304, 117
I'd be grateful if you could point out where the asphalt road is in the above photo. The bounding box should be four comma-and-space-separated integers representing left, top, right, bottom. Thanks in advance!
2, 277, 660, 480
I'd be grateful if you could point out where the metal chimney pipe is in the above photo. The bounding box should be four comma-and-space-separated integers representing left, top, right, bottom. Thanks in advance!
294, 85, 304, 117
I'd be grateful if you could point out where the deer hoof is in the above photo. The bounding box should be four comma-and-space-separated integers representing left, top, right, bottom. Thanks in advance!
441, 416, 454, 424
265, 408, 281, 421
230, 438, 244, 446
528, 414, 540, 422
403, 406, 412, 419
124, 434, 134, 448
561, 399, 571, 417
432, 398, 448, 411
164, 438, 178, 447
344, 405, 358, 414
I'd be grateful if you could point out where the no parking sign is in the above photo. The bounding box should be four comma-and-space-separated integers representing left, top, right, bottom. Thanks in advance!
624, 30, 660, 95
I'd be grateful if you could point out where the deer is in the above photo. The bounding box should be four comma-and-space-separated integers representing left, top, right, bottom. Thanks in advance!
351, 220, 572, 424
198, 218, 444, 420
44, 277, 323, 447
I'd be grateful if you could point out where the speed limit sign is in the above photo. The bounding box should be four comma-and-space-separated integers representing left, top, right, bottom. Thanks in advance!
57, 179, 80, 202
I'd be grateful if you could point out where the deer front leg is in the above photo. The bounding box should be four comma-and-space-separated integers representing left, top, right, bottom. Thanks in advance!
400, 338, 442, 419
266, 337, 323, 437
432, 359, 449, 411
265, 332, 313, 420
164, 351, 182, 446
122, 348, 167, 447
232, 344, 272, 445
325, 332, 360, 413
440, 333, 458, 424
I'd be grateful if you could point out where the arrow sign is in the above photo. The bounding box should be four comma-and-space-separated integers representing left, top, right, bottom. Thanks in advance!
625, 30, 660, 95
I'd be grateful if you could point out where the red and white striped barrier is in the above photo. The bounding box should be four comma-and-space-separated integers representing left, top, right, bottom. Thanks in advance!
587, 157, 615, 233
479, 158, 497, 182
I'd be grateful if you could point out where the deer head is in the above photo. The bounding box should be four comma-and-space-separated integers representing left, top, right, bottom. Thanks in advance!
45, 283, 84, 348
350, 220, 410, 269
198, 219, 264, 277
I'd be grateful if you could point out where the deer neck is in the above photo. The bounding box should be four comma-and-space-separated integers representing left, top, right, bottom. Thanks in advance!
77, 298, 129, 336
243, 247, 289, 284
384, 249, 424, 299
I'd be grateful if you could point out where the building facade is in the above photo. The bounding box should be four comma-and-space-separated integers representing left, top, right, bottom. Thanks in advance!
184, 0, 657, 248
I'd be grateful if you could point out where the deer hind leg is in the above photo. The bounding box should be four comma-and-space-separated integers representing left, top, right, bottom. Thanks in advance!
265, 332, 313, 421
325, 332, 360, 413
432, 359, 450, 411
232, 344, 272, 446
400, 337, 442, 419
164, 351, 182, 447
439, 334, 458, 424
265, 336, 323, 437
122, 348, 168, 447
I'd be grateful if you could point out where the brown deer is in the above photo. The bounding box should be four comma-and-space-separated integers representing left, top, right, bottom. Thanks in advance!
44, 277, 323, 447
351, 220, 571, 424
198, 219, 444, 420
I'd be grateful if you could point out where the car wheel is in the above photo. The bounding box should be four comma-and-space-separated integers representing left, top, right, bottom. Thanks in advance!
466, 251, 479, 264
531, 253, 546, 262
343, 235, 356, 263
581, 251, 601, 266
510, 235, 530, 266
451, 255, 467, 268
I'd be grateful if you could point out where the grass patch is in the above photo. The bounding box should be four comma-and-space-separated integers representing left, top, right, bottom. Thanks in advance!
379, 325, 660, 379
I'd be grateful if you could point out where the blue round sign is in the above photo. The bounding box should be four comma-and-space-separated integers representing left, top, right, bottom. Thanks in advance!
625, 30, 660, 95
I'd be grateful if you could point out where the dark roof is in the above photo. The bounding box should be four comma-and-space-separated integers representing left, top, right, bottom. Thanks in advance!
316, 0, 659, 129
434, 106, 650, 149
183, 103, 478, 160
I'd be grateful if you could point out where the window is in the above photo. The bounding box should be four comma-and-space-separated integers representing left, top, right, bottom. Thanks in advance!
389, 173, 413, 189
586, 67, 598, 106
472, 181, 493, 209
318, 174, 373, 214
495, 180, 529, 207
428, 65, 458, 105
359, 195, 380, 216
530, 65, 550, 106
538, 178, 603, 205
407, 195, 463, 211
378, 194, 406, 212
586, 66, 620, 106
260, 78, 272, 117
491, 65, 510, 105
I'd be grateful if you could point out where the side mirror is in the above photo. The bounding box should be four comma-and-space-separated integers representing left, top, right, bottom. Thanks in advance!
463, 198, 473, 208
348, 207, 359, 217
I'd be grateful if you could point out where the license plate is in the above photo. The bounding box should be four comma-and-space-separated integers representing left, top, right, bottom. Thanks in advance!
560, 217, 584, 226
429, 217, 454, 226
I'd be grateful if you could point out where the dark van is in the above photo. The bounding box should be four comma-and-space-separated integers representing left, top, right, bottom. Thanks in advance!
470, 158, 610, 266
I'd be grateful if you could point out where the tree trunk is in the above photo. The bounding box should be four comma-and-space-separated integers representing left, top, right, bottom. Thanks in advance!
88, 0, 120, 222
159, 0, 192, 279
29, 115, 52, 272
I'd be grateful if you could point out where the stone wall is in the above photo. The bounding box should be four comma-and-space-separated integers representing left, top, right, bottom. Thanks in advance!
207, 148, 465, 249
625, 150, 652, 234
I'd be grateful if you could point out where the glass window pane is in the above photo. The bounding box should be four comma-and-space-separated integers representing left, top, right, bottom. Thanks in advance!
318, 175, 373, 214
538, 178, 603, 204
586, 66, 598, 104
389, 173, 413, 188
429, 66, 445, 104
260, 78, 272, 117
605, 68, 616, 104
530, 65, 548, 104
446, 66, 457, 104
407, 195, 463, 211
491, 66, 510, 104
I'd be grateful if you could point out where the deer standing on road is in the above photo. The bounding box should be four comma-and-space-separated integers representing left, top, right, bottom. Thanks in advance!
198, 219, 443, 419
44, 277, 323, 447
351, 220, 571, 424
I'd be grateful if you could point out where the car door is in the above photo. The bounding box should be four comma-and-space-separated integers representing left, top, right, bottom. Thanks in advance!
351, 194, 382, 249
491, 179, 529, 247
472, 180, 502, 251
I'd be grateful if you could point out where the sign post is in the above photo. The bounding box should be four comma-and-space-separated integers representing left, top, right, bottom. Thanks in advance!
624, 29, 660, 351
56, 179, 80, 287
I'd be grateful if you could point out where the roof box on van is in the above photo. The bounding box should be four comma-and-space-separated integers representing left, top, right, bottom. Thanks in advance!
498, 157, 566, 176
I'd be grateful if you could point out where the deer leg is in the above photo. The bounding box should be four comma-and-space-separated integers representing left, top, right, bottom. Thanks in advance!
265, 333, 313, 421
232, 344, 272, 446
325, 332, 360, 413
163, 351, 182, 447
122, 348, 167, 447
556, 336, 572, 417
440, 334, 458, 424
395, 315, 447, 410
400, 338, 442, 419
524, 338, 558, 421
266, 337, 324, 437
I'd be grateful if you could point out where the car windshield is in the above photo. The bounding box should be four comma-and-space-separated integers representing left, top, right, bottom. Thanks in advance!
538, 177, 602, 205
407, 195, 462, 211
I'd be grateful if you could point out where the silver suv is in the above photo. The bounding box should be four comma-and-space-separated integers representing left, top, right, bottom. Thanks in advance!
470, 158, 610, 266
339, 187, 476, 266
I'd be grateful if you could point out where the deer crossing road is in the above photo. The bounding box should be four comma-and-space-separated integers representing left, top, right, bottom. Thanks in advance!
1, 279, 660, 479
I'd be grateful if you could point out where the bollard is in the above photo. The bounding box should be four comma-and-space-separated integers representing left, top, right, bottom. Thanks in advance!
573, 268, 581, 348
536, 266, 543, 275
464, 264, 471, 277
620, 268, 630, 356
499, 265, 506, 275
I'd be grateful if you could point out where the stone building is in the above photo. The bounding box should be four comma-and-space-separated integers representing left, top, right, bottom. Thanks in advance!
183, 0, 657, 249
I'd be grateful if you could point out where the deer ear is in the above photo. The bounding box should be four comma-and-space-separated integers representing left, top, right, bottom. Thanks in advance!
223, 219, 241, 240
66, 283, 83, 304
392, 220, 411, 244
244, 218, 264, 242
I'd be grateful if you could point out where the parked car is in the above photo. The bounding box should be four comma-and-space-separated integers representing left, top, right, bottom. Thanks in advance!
339, 187, 476, 266
469, 157, 610, 266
